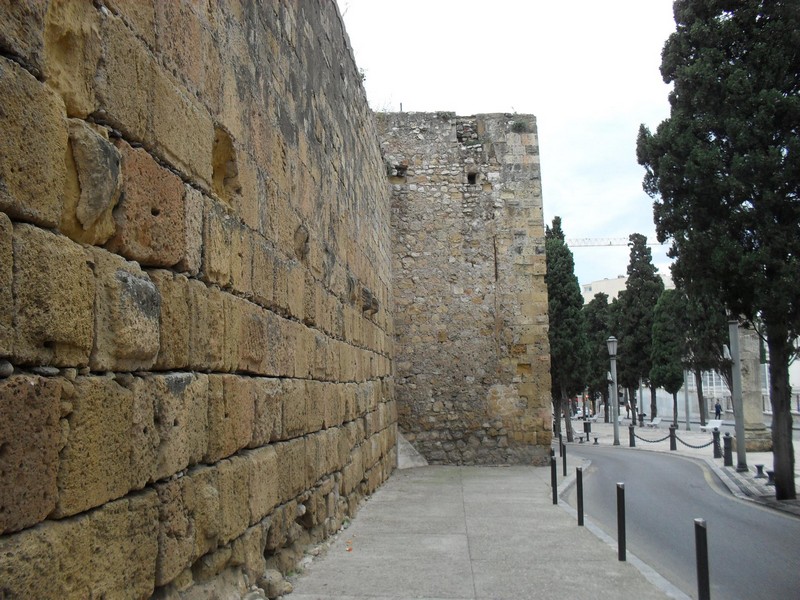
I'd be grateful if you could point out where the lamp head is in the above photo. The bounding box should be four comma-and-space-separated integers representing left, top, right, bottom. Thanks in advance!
606, 336, 618, 357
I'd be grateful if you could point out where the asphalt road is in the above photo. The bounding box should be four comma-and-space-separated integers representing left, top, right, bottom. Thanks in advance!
565, 446, 800, 600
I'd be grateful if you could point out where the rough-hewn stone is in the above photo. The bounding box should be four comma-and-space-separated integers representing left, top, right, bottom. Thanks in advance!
0, 212, 12, 357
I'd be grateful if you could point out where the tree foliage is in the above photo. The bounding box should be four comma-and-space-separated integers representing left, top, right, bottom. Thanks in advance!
650, 289, 688, 425
617, 233, 665, 418
583, 293, 612, 419
545, 217, 588, 438
637, 0, 800, 498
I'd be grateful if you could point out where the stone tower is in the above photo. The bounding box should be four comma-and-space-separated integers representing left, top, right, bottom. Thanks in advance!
377, 112, 552, 465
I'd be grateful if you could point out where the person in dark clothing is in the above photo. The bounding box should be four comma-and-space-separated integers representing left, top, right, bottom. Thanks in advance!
714, 400, 722, 420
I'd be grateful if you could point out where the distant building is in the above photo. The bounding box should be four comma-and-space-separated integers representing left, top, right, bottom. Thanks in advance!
581, 273, 674, 304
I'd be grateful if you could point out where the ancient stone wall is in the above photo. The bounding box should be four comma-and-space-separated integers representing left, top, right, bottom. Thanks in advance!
377, 112, 551, 465
0, 2, 395, 597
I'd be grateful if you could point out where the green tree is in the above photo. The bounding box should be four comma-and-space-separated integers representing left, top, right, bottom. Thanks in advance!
617, 234, 665, 421
650, 289, 688, 426
637, 0, 799, 499
583, 293, 612, 422
545, 217, 588, 441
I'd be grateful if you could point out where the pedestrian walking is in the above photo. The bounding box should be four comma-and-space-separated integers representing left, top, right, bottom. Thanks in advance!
714, 400, 722, 420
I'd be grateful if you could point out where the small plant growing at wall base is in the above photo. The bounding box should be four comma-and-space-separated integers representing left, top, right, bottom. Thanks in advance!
511, 120, 530, 133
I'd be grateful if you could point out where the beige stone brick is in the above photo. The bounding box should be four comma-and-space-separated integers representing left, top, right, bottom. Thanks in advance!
139, 372, 209, 481
155, 477, 193, 586
292, 321, 313, 379
0, 1, 46, 75
281, 378, 307, 440
0, 57, 67, 228
205, 374, 255, 463
55, 375, 140, 516
221, 292, 243, 373
252, 236, 275, 308
305, 380, 325, 434
286, 260, 305, 321
274, 438, 306, 504
89, 247, 160, 372
187, 280, 226, 371
12, 223, 94, 366
237, 301, 269, 375
107, 140, 186, 267
246, 446, 279, 524
202, 198, 234, 288
324, 383, 346, 429
182, 465, 221, 560
150, 270, 190, 370
60, 119, 121, 245
231, 226, 255, 298
104, 0, 156, 48
0, 212, 12, 356
150, 59, 214, 188
177, 184, 203, 276
153, 0, 204, 92
217, 455, 250, 544
250, 378, 283, 447
0, 375, 61, 534
0, 491, 159, 598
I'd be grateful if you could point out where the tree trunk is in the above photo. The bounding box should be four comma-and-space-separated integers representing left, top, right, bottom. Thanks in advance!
553, 398, 562, 437
650, 384, 658, 419
603, 387, 610, 423
561, 391, 574, 442
672, 392, 679, 428
694, 370, 707, 426
767, 334, 796, 500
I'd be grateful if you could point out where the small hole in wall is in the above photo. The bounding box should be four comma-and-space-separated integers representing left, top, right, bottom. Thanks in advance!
467, 172, 477, 185
151, 208, 160, 216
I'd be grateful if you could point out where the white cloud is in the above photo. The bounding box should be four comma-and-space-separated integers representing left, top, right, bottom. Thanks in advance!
340, 0, 676, 284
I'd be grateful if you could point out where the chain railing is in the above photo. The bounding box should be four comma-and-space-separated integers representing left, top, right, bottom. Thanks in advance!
632, 431, 671, 444
675, 435, 715, 449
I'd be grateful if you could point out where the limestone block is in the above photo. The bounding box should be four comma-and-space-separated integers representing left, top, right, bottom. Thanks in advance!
267, 314, 295, 378
139, 372, 209, 481
187, 280, 226, 372
305, 379, 325, 434
341, 447, 363, 496
324, 383, 346, 429
0, 375, 61, 534
286, 260, 305, 321
292, 321, 314, 379
0, 57, 67, 228
155, 477, 194, 586
205, 374, 255, 463
221, 292, 243, 373
104, 0, 156, 48
95, 12, 154, 142
150, 59, 214, 188
237, 301, 269, 374
182, 465, 221, 560
43, 0, 102, 117
153, 0, 204, 90
150, 270, 191, 370
55, 375, 136, 516
107, 140, 187, 267
217, 456, 250, 544
0, 491, 159, 598
0, 0, 46, 75
230, 226, 254, 297
251, 236, 275, 308
274, 438, 306, 504
250, 377, 283, 447
247, 446, 280, 524
230, 524, 268, 583
202, 198, 234, 288
273, 255, 290, 314
0, 212, 12, 356
176, 185, 203, 276
305, 430, 335, 488
281, 378, 308, 440
12, 223, 94, 366
60, 119, 121, 245
89, 247, 160, 372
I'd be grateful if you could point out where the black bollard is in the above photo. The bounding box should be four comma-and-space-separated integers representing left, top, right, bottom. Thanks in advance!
669, 424, 677, 451
550, 456, 557, 505
583, 420, 591, 440
577, 467, 584, 526
562, 442, 567, 477
712, 428, 721, 458
695, 519, 710, 600
629, 424, 636, 448
559, 434, 563, 457
616, 482, 626, 561
638, 413, 645, 427
723, 432, 733, 466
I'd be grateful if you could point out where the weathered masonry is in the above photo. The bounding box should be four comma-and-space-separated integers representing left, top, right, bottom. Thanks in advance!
378, 113, 552, 465
0, 2, 394, 597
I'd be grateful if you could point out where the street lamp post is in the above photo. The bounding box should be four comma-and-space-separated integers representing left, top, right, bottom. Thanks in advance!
607, 336, 620, 446
728, 319, 748, 472
683, 367, 691, 431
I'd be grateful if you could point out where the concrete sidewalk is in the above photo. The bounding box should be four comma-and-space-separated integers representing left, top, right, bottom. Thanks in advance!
289, 465, 679, 600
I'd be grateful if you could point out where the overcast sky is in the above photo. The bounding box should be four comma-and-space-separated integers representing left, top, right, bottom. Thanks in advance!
339, 0, 677, 286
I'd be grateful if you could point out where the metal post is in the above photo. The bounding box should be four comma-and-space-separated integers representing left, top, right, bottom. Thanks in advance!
562, 442, 567, 477
616, 483, 626, 561
695, 519, 710, 600
550, 456, 557, 505
559, 434, 563, 457
629, 424, 635, 447
669, 424, 677, 451
684, 368, 691, 431
577, 467, 584, 526
638, 412, 644, 427
608, 337, 620, 446
712, 429, 721, 458
728, 319, 748, 472
723, 432, 733, 466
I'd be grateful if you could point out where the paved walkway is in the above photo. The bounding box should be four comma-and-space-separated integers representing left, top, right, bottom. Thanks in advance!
289, 421, 799, 600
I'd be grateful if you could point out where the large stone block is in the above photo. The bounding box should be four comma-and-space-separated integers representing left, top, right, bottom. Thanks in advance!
251, 235, 276, 309
177, 184, 203, 276
182, 465, 221, 563
217, 455, 250, 544
89, 247, 160, 372
274, 438, 306, 504
246, 446, 280, 524
187, 280, 226, 372
0, 54, 66, 228
250, 377, 283, 447
150, 269, 190, 370
0, 0, 46, 75
0, 375, 61, 534
12, 223, 94, 366
0, 491, 159, 598
155, 477, 194, 586
236, 299, 269, 374
0, 212, 12, 356
202, 198, 236, 289
56, 375, 148, 516
107, 140, 187, 267
138, 372, 208, 481
205, 374, 255, 463
281, 378, 308, 440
